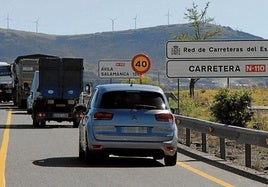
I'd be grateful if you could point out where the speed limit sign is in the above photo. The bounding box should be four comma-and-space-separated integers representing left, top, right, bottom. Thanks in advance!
131, 54, 151, 74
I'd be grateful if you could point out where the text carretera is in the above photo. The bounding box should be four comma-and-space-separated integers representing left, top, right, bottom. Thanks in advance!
189, 65, 240, 72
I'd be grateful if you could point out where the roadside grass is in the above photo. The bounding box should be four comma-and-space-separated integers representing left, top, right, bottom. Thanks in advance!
169, 87, 268, 131
171, 87, 268, 172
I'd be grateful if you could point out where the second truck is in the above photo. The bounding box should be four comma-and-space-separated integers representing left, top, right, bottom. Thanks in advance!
31, 56, 84, 127
12, 54, 58, 108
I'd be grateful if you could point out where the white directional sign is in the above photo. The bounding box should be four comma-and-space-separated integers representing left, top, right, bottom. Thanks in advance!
167, 59, 268, 78
166, 40, 268, 78
98, 60, 139, 78
166, 40, 268, 59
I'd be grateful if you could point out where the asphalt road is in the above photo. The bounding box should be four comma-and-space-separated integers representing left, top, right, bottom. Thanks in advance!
0, 103, 267, 187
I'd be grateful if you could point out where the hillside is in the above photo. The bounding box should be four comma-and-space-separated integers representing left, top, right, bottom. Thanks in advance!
0, 23, 264, 87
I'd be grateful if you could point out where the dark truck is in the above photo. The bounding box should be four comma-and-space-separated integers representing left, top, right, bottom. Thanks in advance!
31, 57, 84, 127
12, 54, 58, 108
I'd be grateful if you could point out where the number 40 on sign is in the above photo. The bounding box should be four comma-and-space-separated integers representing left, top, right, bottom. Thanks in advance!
131, 53, 151, 74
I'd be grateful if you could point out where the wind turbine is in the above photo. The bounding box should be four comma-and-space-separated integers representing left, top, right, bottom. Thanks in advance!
110, 18, 116, 31
5, 14, 11, 29
166, 10, 171, 25
34, 18, 39, 33
133, 15, 137, 29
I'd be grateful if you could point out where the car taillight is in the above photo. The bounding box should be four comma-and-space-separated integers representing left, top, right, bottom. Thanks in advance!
155, 113, 173, 122
94, 112, 113, 120
75, 112, 84, 118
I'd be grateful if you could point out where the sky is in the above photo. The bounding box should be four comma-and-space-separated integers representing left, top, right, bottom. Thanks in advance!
1, 0, 268, 38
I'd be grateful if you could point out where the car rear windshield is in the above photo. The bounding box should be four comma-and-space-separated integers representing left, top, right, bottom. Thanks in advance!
99, 91, 166, 109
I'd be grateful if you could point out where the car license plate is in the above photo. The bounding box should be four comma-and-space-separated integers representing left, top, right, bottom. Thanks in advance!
53, 113, 69, 118
124, 127, 147, 133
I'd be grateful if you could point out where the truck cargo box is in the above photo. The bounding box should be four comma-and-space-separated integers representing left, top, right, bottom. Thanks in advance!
31, 57, 84, 127
39, 57, 83, 99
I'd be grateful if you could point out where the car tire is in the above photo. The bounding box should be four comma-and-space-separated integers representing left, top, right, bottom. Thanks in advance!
164, 152, 177, 166
84, 135, 94, 162
79, 139, 85, 159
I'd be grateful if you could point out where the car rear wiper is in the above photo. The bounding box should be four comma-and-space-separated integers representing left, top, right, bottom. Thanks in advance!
133, 104, 157, 109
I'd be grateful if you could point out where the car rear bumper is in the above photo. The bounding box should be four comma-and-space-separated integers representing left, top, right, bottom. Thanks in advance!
87, 135, 178, 157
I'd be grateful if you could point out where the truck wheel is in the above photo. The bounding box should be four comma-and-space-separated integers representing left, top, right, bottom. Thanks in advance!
27, 109, 32, 114
40, 120, 46, 127
73, 121, 79, 128
33, 118, 39, 127
33, 117, 46, 127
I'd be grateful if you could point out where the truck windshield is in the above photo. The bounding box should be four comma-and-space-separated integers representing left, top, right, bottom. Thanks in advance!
0, 66, 11, 76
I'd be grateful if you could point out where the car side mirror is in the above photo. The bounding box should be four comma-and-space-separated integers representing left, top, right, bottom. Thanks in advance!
171, 108, 179, 114
85, 84, 91, 94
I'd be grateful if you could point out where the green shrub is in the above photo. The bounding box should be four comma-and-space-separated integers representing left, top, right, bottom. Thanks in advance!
179, 92, 202, 117
210, 88, 253, 127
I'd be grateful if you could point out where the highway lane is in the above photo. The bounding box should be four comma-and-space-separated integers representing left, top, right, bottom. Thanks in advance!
0, 104, 267, 187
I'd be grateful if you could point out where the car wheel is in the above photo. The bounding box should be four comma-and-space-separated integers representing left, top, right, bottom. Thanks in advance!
79, 135, 85, 159
164, 152, 177, 166
84, 135, 94, 162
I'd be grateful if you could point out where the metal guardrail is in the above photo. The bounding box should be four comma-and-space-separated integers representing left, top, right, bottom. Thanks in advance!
174, 114, 268, 168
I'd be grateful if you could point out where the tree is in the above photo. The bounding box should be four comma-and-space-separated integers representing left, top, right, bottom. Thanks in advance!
172, 2, 222, 98
210, 88, 253, 127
